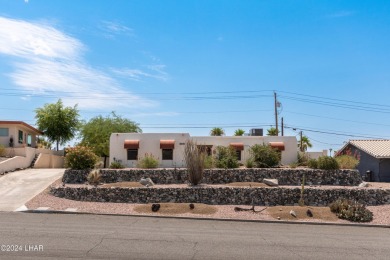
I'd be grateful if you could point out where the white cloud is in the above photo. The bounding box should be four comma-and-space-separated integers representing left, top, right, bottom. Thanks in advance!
99, 20, 134, 38
327, 11, 355, 18
112, 64, 169, 82
0, 16, 156, 109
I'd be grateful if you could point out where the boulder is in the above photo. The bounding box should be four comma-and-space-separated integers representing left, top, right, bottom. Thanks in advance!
358, 182, 369, 188
289, 210, 297, 218
263, 179, 279, 187
140, 177, 155, 187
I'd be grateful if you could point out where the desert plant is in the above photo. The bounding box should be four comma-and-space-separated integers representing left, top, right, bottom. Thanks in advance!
110, 160, 124, 169
248, 144, 280, 168
0, 145, 5, 157
204, 155, 214, 169
298, 173, 306, 206
245, 158, 254, 168
297, 152, 310, 166
137, 153, 159, 168
335, 155, 359, 169
289, 162, 298, 169
214, 146, 239, 169
266, 127, 279, 136
329, 199, 373, 222
87, 170, 102, 186
210, 127, 225, 136
307, 158, 318, 169
234, 129, 245, 136
317, 156, 339, 170
65, 146, 99, 170
184, 140, 205, 185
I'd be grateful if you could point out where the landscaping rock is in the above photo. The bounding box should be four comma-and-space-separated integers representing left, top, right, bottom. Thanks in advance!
189, 203, 195, 210
290, 210, 297, 217
140, 178, 154, 187
306, 209, 313, 217
151, 203, 160, 212
263, 179, 279, 187
359, 182, 369, 188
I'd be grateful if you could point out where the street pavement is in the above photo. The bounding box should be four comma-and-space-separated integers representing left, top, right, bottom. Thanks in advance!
0, 212, 389, 259
0, 168, 64, 211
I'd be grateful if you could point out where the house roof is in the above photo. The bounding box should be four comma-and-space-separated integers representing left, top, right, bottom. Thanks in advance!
341, 140, 390, 159
0, 121, 44, 135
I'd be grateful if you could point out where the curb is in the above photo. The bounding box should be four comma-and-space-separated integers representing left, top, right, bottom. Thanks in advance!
21, 209, 390, 229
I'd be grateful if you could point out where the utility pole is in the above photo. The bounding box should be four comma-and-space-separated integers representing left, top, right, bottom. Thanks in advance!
281, 117, 284, 136
274, 92, 278, 136
300, 131, 303, 152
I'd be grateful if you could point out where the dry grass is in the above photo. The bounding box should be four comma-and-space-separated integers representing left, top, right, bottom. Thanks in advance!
101, 182, 144, 188
226, 182, 269, 188
267, 206, 339, 221
134, 203, 217, 215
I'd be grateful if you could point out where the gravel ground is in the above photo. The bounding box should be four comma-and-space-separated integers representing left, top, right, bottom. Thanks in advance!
25, 179, 390, 225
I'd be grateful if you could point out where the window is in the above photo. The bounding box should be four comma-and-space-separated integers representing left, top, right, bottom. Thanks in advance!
18, 130, 23, 144
236, 150, 242, 161
0, 128, 8, 136
127, 149, 138, 160
197, 145, 212, 156
162, 149, 173, 160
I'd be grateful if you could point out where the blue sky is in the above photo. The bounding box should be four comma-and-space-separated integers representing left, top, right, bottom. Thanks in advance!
1, 0, 390, 152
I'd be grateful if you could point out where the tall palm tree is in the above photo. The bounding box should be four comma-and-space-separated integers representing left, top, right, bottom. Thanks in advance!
266, 127, 279, 136
299, 135, 312, 152
234, 129, 245, 136
210, 127, 225, 136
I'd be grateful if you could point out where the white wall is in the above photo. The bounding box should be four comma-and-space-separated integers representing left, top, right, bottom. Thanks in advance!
33, 153, 64, 168
110, 133, 298, 168
0, 147, 36, 172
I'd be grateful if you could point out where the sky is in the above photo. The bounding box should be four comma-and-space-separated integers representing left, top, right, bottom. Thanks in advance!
1, 0, 390, 153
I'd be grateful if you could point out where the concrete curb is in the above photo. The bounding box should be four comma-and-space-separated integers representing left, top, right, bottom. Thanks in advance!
21, 209, 390, 229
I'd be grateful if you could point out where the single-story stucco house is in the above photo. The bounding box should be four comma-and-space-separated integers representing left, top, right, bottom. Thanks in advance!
337, 139, 390, 182
109, 133, 298, 168
0, 121, 43, 148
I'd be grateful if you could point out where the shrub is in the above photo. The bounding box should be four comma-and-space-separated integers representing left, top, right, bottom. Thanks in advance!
184, 140, 205, 185
307, 158, 318, 169
204, 155, 214, 169
214, 146, 239, 169
0, 145, 5, 157
297, 152, 309, 166
245, 158, 254, 168
87, 170, 102, 186
110, 161, 124, 169
65, 146, 99, 170
336, 155, 359, 169
137, 153, 159, 169
317, 156, 339, 170
248, 144, 280, 168
329, 199, 373, 222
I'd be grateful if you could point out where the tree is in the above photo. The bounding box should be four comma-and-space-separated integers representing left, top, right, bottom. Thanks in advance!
266, 127, 279, 136
298, 135, 312, 152
35, 99, 80, 151
234, 129, 245, 136
79, 112, 141, 167
210, 127, 225, 136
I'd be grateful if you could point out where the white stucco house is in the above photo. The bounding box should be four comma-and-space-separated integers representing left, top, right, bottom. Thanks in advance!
0, 121, 43, 148
109, 133, 298, 168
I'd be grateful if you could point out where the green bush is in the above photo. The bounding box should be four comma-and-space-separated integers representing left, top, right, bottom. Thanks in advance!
297, 152, 309, 166
110, 161, 124, 169
214, 146, 239, 169
317, 156, 339, 170
307, 158, 318, 169
204, 155, 214, 169
329, 199, 373, 222
245, 158, 254, 168
336, 155, 359, 169
137, 153, 159, 168
65, 146, 99, 170
248, 144, 280, 168
0, 145, 5, 157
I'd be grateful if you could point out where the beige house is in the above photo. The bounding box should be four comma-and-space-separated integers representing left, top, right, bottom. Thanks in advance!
0, 121, 43, 148
110, 133, 298, 168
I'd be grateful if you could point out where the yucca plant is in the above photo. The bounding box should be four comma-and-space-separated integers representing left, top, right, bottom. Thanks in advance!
87, 170, 102, 186
184, 140, 205, 185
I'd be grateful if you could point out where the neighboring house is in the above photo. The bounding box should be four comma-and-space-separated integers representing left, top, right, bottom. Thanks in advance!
110, 133, 298, 168
0, 121, 43, 148
337, 140, 390, 182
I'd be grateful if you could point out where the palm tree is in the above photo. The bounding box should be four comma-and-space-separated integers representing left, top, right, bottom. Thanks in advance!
234, 129, 245, 136
266, 127, 279, 136
210, 127, 225, 136
299, 135, 312, 152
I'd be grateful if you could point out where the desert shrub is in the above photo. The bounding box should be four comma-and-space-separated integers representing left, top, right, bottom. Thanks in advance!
184, 140, 205, 185
289, 162, 298, 169
245, 158, 254, 168
307, 158, 318, 169
336, 155, 359, 169
329, 199, 373, 222
65, 146, 99, 170
248, 144, 280, 168
137, 153, 159, 169
87, 170, 102, 186
0, 145, 5, 157
204, 155, 214, 169
317, 156, 339, 170
110, 161, 124, 169
214, 146, 239, 169
297, 152, 310, 166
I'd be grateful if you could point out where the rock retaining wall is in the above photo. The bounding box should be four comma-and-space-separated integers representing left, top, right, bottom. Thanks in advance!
63, 168, 362, 186
50, 186, 390, 206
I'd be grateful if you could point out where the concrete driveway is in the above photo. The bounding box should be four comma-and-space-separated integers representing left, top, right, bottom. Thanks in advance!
0, 168, 64, 211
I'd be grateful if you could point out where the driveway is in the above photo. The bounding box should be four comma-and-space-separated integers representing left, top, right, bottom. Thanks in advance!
0, 168, 64, 211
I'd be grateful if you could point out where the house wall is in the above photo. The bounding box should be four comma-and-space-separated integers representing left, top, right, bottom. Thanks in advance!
0, 123, 39, 148
379, 159, 390, 182
109, 133, 298, 168
33, 153, 64, 168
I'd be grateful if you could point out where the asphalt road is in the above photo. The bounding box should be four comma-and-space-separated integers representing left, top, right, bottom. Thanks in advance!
0, 212, 389, 259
